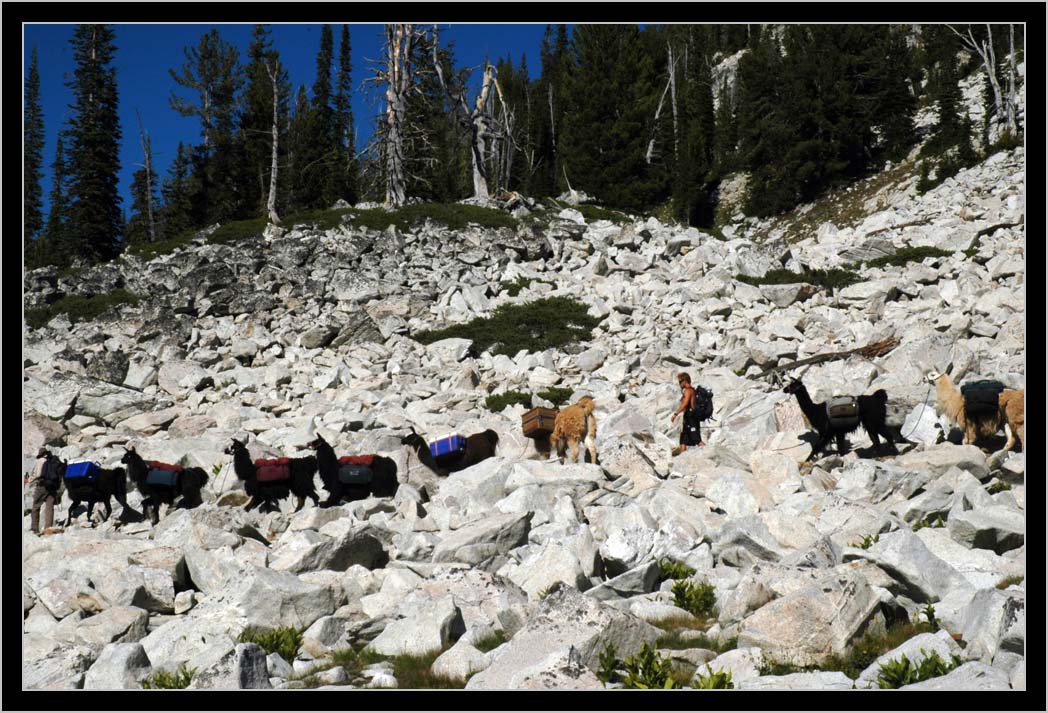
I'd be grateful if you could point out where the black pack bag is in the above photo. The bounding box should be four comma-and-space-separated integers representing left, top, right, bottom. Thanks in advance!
961, 380, 1005, 417
694, 386, 714, 421
40, 456, 62, 491
826, 396, 861, 428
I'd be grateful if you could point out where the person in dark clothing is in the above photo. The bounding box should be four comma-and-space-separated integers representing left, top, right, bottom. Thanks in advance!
26, 448, 63, 533
671, 372, 705, 456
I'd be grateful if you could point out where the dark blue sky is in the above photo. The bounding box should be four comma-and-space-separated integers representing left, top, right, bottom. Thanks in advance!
23, 23, 560, 219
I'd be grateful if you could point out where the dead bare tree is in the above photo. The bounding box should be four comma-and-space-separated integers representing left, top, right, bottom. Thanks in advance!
264, 60, 282, 225
646, 43, 680, 164
135, 110, 156, 243
947, 24, 1019, 136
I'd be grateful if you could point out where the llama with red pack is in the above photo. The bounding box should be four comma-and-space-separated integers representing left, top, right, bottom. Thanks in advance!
224, 437, 319, 513
121, 445, 209, 525
307, 433, 399, 506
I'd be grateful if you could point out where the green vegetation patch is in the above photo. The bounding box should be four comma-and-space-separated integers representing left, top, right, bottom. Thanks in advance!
996, 575, 1023, 589
986, 480, 1013, 495
573, 204, 632, 225
237, 626, 303, 663
861, 246, 953, 269
671, 580, 717, 618
209, 217, 269, 244
657, 558, 697, 584
485, 390, 533, 413
536, 386, 574, 406
347, 203, 517, 232
601, 642, 682, 689
693, 664, 735, 689
736, 267, 862, 291
413, 296, 602, 357
760, 619, 939, 680
500, 276, 555, 297
323, 645, 465, 689
25, 288, 141, 330
471, 630, 508, 654
876, 650, 962, 689
142, 664, 196, 689
125, 229, 198, 260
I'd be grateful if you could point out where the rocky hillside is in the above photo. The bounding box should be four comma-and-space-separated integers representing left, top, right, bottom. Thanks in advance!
22, 143, 1025, 690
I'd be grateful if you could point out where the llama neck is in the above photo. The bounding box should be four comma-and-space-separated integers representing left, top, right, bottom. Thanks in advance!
411, 439, 441, 472
316, 442, 338, 474
127, 453, 148, 479
791, 385, 820, 421
233, 447, 255, 479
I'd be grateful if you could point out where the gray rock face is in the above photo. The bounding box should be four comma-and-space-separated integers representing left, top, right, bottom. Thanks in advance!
75, 606, 150, 648
737, 571, 880, 666
466, 584, 660, 689
955, 587, 1025, 664
430, 640, 491, 682
849, 529, 970, 603
431, 512, 533, 566
269, 524, 389, 573
586, 562, 659, 601
740, 671, 855, 690
83, 642, 153, 690
188, 643, 272, 689
947, 506, 1025, 554
365, 595, 466, 657
23, 645, 97, 690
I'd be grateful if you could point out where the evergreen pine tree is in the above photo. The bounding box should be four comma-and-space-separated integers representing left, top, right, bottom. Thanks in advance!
126, 165, 158, 245
169, 29, 242, 224
335, 24, 360, 204
65, 24, 123, 264
561, 24, 661, 211
25, 47, 46, 257
42, 134, 70, 266
712, 78, 737, 176
239, 24, 290, 219
160, 141, 194, 238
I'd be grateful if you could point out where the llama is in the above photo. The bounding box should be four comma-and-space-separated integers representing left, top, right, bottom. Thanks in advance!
121, 445, 209, 525
783, 379, 897, 459
224, 438, 320, 512
926, 372, 1004, 447
63, 464, 129, 527
999, 389, 1025, 452
551, 395, 598, 464
400, 427, 500, 476
307, 433, 399, 506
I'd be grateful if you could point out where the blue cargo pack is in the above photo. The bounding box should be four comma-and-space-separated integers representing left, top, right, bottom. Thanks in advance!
429, 433, 467, 464
338, 464, 373, 485
146, 469, 180, 488
65, 461, 101, 482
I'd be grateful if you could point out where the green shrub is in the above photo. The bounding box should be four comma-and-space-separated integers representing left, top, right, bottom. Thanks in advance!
413, 296, 602, 357
986, 480, 1012, 495
921, 603, 940, 632
854, 533, 879, 550
861, 246, 953, 270
657, 558, 697, 584
672, 580, 717, 618
471, 630, 508, 654
25, 288, 141, 330
912, 515, 945, 531
693, 664, 734, 689
621, 643, 681, 689
598, 642, 620, 684
324, 645, 466, 689
209, 217, 268, 244
238, 626, 303, 663
996, 575, 1023, 589
735, 267, 861, 291
990, 130, 1023, 153
573, 204, 632, 225
142, 664, 196, 689
819, 620, 938, 679
125, 229, 198, 260
536, 386, 574, 407
500, 276, 555, 297
876, 650, 962, 689
484, 390, 533, 412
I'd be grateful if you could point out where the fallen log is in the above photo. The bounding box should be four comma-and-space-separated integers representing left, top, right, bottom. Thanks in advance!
757, 337, 901, 379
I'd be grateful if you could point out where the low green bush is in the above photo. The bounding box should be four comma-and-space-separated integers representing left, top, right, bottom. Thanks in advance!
597, 642, 620, 683
693, 664, 734, 689
657, 558, 697, 583
238, 626, 303, 663
125, 229, 198, 260
142, 664, 196, 689
672, 580, 717, 618
413, 296, 602, 357
621, 643, 681, 689
735, 267, 861, 291
574, 204, 632, 225
986, 480, 1012, 495
536, 386, 574, 406
484, 390, 532, 412
876, 650, 962, 689
862, 246, 953, 269
25, 288, 141, 330
209, 217, 268, 244
996, 575, 1023, 589
500, 276, 555, 297
471, 630, 508, 654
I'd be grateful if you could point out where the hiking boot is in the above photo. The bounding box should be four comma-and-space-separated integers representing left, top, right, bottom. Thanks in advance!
671, 446, 684, 457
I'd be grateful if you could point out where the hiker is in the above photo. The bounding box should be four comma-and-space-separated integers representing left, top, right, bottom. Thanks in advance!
26, 448, 63, 533
671, 372, 706, 455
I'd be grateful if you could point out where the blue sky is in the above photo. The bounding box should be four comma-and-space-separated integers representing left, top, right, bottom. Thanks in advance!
23, 23, 560, 219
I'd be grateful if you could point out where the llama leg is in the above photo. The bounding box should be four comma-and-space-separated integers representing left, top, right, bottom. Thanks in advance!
570, 438, 580, 464
295, 495, 306, 512
244, 496, 258, 512
64, 500, 76, 527
585, 434, 598, 464
102, 500, 112, 523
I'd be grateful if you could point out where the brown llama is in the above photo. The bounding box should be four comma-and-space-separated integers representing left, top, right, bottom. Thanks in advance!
926, 371, 1003, 447
551, 395, 598, 464
999, 389, 1025, 452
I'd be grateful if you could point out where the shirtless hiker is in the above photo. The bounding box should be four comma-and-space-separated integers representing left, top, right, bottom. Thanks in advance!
671, 372, 705, 456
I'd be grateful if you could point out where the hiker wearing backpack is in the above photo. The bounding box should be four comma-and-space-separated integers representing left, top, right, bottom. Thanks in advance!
26, 448, 63, 533
671, 372, 710, 455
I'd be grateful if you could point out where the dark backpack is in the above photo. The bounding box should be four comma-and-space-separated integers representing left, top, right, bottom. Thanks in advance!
40, 456, 63, 491
961, 380, 1005, 417
693, 386, 714, 421
826, 396, 860, 427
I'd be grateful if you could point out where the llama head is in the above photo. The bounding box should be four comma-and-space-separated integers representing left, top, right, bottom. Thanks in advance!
783, 379, 803, 394
120, 445, 136, 463
926, 371, 944, 383
306, 434, 327, 450
224, 438, 245, 455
